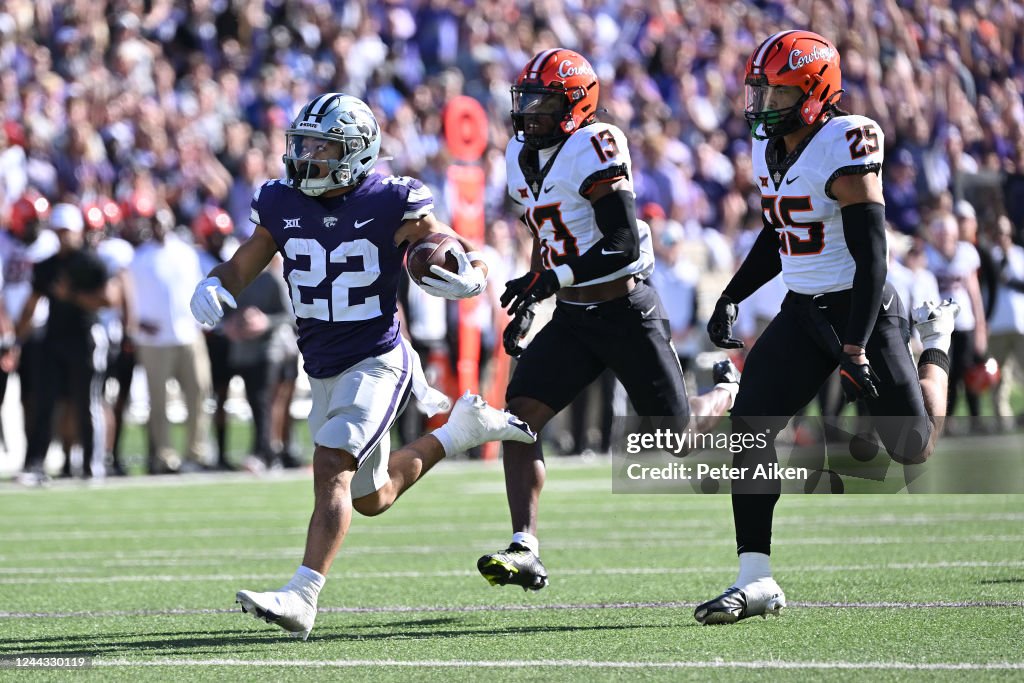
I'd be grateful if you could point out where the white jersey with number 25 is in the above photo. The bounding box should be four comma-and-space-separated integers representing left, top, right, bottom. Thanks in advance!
752, 114, 885, 295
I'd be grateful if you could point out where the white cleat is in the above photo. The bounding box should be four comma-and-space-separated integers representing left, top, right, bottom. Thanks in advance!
912, 298, 960, 352
439, 391, 537, 451
236, 589, 316, 640
694, 578, 787, 625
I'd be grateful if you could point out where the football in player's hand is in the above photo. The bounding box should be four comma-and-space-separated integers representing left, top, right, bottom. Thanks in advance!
406, 233, 464, 286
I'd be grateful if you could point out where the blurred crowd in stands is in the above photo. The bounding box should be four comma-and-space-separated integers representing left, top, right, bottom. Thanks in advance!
1, 0, 1023, 481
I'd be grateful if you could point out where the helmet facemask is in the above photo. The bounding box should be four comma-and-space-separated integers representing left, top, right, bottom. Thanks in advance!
744, 80, 807, 141
285, 133, 369, 196
283, 94, 381, 196
511, 85, 576, 150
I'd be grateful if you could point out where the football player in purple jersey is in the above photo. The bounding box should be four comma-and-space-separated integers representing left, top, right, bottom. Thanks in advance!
190, 93, 536, 640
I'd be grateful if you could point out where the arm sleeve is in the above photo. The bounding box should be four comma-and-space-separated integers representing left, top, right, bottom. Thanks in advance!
722, 228, 782, 304
563, 189, 640, 285
841, 202, 887, 348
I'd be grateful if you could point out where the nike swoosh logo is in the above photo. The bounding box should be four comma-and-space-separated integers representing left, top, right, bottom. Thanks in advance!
354, 218, 374, 229
544, 185, 554, 192
601, 249, 624, 256
785, 176, 800, 185
643, 306, 657, 317
882, 294, 894, 311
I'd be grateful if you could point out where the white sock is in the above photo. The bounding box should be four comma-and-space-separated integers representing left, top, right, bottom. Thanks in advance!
511, 531, 539, 555
431, 424, 458, 457
283, 565, 325, 604
714, 382, 739, 410
733, 552, 772, 587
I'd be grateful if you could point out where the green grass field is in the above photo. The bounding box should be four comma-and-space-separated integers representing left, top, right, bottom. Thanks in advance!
1, 456, 1022, 681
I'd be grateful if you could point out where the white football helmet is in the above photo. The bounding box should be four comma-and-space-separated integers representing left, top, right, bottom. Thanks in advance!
283, 93, 381, 196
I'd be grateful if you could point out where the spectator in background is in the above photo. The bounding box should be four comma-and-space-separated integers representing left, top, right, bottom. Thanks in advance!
0, 123, 28, 210
84, 197, 136, 475
106, 197, 145, 475
884, 149, 922, 237
222, 255, 293, 471
646, 203, 700, 378
955, 199, 998, 318
226, 148, 270, 241
987, 216, 1024, 429
888, 232, 941, 356
0, 195, 57, 460
266, 254, 300, 468
926, 211, 988, 429
128, 197, 211, 473
193, 206, 239, 471
15, 203, 113, 483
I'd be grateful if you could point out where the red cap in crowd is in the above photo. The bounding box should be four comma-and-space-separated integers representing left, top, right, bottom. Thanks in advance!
192, 206, 234, 241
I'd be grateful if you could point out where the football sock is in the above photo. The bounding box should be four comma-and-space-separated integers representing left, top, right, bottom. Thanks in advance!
511, 531, 539, 555
734, 552, 772, 587
431, 425, 458, 457
283, 565, 325, 604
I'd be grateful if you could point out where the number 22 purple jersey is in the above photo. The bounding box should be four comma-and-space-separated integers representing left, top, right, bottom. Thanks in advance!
252, 172, 433, 378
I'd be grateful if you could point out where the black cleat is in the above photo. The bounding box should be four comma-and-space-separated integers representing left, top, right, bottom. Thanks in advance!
712, 358, 741, 385
477, 543, 548, 591
694, 579, 786, 625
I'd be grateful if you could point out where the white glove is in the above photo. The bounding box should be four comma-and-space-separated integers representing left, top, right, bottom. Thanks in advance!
190, 276, 237, 326
418, 250, 487, 299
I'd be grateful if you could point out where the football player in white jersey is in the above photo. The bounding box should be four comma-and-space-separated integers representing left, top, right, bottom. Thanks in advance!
698, 30, 960, 624
477, 49, 740, 591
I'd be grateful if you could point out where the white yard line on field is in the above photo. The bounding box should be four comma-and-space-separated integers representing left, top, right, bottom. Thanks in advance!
0, 559, 1022, 585
1, 512, 1022, 543
2, 534, 1024, 569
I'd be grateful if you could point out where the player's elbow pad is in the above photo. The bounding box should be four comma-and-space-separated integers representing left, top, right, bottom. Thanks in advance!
593, 190, 640, 264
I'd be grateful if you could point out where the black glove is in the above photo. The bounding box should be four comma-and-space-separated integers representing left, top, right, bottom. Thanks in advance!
503, 305, 536, 357
501, 270, 561, 316
707, 295, 744, 349
839, 354, 881, 402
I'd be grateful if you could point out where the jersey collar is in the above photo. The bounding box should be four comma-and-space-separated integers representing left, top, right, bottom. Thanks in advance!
765, 116, 831, 191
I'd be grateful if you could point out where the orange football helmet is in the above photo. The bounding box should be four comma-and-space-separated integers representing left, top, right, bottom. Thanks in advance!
744, 30, 842, 140
511, 48, 600, 150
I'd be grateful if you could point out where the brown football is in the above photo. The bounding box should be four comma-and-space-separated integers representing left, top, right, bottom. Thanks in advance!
406, 233, 464, 286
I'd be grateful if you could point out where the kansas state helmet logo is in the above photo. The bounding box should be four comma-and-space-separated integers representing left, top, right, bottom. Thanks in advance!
323, 216, 338, 228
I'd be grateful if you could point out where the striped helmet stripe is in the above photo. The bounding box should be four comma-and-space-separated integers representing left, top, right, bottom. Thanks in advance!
527, 49, 560, 79
305, 93, 341, 120
752, 30, 800, 72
